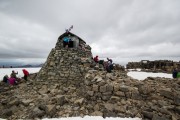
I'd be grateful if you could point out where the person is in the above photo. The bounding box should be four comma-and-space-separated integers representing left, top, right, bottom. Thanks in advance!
93, 56, 99, 63
8, 77, 17, 85
10, 70, 18, 79
107, 58, 113, 64
172, 69, 178, 78
106, 58, 114, 73
22, 69, 29, 81
3, 75, 9, 83
63, 36, 71, 48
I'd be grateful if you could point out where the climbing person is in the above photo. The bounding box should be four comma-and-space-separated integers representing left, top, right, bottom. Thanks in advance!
93, 55, 99, 63
22, 69, 29, 81
10, 70, 18, 79
3, 75, 9, 83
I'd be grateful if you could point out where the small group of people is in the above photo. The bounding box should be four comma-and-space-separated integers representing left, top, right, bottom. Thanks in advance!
2, 69, 29, 85
93, 55, 114, 73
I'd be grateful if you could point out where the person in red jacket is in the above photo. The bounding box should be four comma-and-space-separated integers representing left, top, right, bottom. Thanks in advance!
93, 55, 99, 63
22, 69, 29, 81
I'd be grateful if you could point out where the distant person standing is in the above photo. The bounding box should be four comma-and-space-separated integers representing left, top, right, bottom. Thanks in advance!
172, 68, 178, 78
22, 69, 29, 81
106, 58, 113, 73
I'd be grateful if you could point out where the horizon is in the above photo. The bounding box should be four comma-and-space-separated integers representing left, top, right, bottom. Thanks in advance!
0, 59, 179, 67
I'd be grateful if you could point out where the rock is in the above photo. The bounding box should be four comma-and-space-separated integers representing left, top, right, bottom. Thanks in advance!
142, 111, 153, 119
87, 91, 94, 96
174, 106, 180, 114
74, 98, 84, 105
114, 106, 126, 113
94, 104, 100, 111
91, 111, 103, 116
106, 84, 114, 92
46, 105, 56, 117
138, 84, 152, 95
119, 85, 130, 92
174, 96, 180, 105
29, 107, 45, 118
57, 96, 67, 106
159, 88, 173, 99
1, 109, 13, 118
104, 103, 115, 111
92, 85, 99, 92
21, 99, 33, 106
8, 99, 20, 107
152, 114, 169, 120
100, 85, 106, 93
114, 91, 125, 97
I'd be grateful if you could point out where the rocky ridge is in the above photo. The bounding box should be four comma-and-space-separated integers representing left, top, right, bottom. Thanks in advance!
0, 70, 179, 120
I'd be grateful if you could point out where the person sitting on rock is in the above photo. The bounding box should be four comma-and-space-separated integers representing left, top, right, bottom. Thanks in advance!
3, 75, 9, 83
8, 77, 17, 85
93, 56, 99, 63
10, 70, 18, 79
22, 69, 29, 81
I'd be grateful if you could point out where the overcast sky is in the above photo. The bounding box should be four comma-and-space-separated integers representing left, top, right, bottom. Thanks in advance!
0, 0, 180, 66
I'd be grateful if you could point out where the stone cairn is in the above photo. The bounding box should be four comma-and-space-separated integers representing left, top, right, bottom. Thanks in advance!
36, 32, 94, 88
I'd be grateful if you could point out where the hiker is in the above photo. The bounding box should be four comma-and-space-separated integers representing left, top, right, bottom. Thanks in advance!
10, 70, 18, 79
3, 75, 9, 83
8, 77, 17, 85
93, 56, 99, 63
172, 69, 177, 78
106, 58, 114, 73
63, 36, 71, 48
22, 69, 29, 81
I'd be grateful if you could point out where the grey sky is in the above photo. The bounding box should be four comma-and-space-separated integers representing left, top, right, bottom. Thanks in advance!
0, 0, 180, 65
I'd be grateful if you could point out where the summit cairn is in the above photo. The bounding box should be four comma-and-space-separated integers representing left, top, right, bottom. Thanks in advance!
36, 31, 93, 87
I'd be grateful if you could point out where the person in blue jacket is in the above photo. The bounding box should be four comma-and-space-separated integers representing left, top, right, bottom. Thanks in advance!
63, 36, 71, 48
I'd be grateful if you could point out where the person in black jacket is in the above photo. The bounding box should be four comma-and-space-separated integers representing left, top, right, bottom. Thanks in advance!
3, 75, 9, 83
172, 68, 178, 78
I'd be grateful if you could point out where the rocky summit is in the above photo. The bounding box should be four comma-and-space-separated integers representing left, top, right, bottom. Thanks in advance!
0, 32, 179, 120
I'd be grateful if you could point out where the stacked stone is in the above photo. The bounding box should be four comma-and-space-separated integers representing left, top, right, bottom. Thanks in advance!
36, 32, 94, 87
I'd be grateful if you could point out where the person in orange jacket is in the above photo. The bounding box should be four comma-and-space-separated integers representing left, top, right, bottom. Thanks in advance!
22, 69, 29, 81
